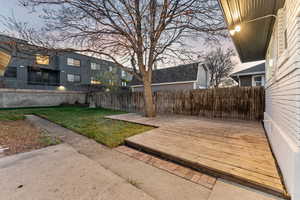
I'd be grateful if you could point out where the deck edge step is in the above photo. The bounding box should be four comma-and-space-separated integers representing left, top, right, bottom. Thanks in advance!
125, 139, 289, 199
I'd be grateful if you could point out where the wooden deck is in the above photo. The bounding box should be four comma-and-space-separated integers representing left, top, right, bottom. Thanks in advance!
107, 113, 288, 198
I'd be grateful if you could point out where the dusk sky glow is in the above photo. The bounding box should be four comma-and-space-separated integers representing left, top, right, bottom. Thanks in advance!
0, 0, 43, 30
0, 0, 264, 71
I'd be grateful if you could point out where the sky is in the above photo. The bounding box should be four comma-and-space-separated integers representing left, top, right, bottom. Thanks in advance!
0, 0, 43, 30
0, 0, 265, 72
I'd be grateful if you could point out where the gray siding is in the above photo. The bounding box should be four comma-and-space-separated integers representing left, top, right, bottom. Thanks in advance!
130, 63, 199, 86
130, 63, 209, 91
196, 65, 209, 88
239, 76, 252, 86
58, 53, 91, 85
0, 40, 122, 91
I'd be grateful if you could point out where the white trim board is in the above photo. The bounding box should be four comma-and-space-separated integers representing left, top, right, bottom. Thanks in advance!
264, 112, 300, 199
231, 71, 265, 77
252, 75, 265, 86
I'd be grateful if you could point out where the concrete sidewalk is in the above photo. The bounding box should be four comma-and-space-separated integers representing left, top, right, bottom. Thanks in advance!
209, 179, 283, 200
26, 115, 212, 200
0, 144, 154, 200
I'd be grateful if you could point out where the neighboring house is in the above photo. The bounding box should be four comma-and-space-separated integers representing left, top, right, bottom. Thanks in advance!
218, 77, 238, 88
219, 0, 300, 199
120, 69, 133, 87
0, 34, 126, 91
230, 63, 265, 87
130, 63, 209, 92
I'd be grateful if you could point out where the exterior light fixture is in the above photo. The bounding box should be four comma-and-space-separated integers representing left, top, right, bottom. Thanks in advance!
230, 25, 241, 36
235, 25, 241, 32
230, 29, 235, 36
229, 15, 276, 36
58, 86, 66, 91
269, 59, 274, 67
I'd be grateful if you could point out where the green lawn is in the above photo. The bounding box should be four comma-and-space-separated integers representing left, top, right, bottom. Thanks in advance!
0, 106, 153, 147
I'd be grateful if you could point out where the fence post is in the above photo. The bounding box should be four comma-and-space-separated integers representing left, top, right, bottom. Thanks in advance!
91, 87, 264, 121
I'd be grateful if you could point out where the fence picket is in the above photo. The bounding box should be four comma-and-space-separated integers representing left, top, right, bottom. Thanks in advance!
91, 87, 264, 120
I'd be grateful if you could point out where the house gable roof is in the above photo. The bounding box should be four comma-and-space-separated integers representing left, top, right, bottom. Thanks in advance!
231, 63, 265, 77
130, 63, 200, 86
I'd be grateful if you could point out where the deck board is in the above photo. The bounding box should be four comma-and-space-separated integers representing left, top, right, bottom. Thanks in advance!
107, 113, 288, 198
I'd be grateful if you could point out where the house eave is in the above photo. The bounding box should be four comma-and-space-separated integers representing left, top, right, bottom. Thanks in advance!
218, 0, 285, 62
231, 71, 266, 77
130, 80, 197, 88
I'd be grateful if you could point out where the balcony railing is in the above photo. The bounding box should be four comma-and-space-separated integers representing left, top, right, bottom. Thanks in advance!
27, 81, 60, 86
3, 67, 17, 78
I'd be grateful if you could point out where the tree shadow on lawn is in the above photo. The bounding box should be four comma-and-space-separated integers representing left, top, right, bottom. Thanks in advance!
0, 106, 154, 148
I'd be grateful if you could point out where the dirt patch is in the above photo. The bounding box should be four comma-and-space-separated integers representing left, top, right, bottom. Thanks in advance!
0, 120, 60, 156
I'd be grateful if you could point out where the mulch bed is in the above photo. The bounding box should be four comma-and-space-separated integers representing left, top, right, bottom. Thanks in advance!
0, 120, 57, 156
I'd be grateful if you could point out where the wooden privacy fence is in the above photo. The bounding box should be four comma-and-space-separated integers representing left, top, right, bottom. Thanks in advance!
91, 87, 265, 120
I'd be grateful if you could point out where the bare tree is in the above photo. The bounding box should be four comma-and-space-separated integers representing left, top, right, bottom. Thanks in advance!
95, 70, 120, 91
204, 48, 234, 88
3, 0, 226, 117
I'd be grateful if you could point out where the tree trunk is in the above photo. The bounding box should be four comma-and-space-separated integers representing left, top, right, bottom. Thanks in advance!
209, 74, 214, 88
143, 77, 156, 117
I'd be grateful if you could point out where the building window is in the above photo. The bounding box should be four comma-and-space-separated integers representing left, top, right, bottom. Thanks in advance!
109, 66, 113, 72
284, 29, 288, 49
266, 34, 275, 80
36, 55, 49, 65
277, 8, 287, 56
67, 74, 81, 82
91, 77, 101, 84
67, 58, 81, 67
252, 75, 265, 87
42, 72, 49, 82
0, 51, 11, 76
4, 67, 17, 78
27, 67, 59, 86
91, 62, 101, 70
121, 70, 126, 78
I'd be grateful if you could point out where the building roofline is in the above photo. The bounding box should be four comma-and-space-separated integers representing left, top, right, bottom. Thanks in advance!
153, 62, 204, 71
0, 34, 116, 64
130, 80, 196, 87
231, 71, 265, 77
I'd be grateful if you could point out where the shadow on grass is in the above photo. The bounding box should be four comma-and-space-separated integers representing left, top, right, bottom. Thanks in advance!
0, 106, 154, 148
